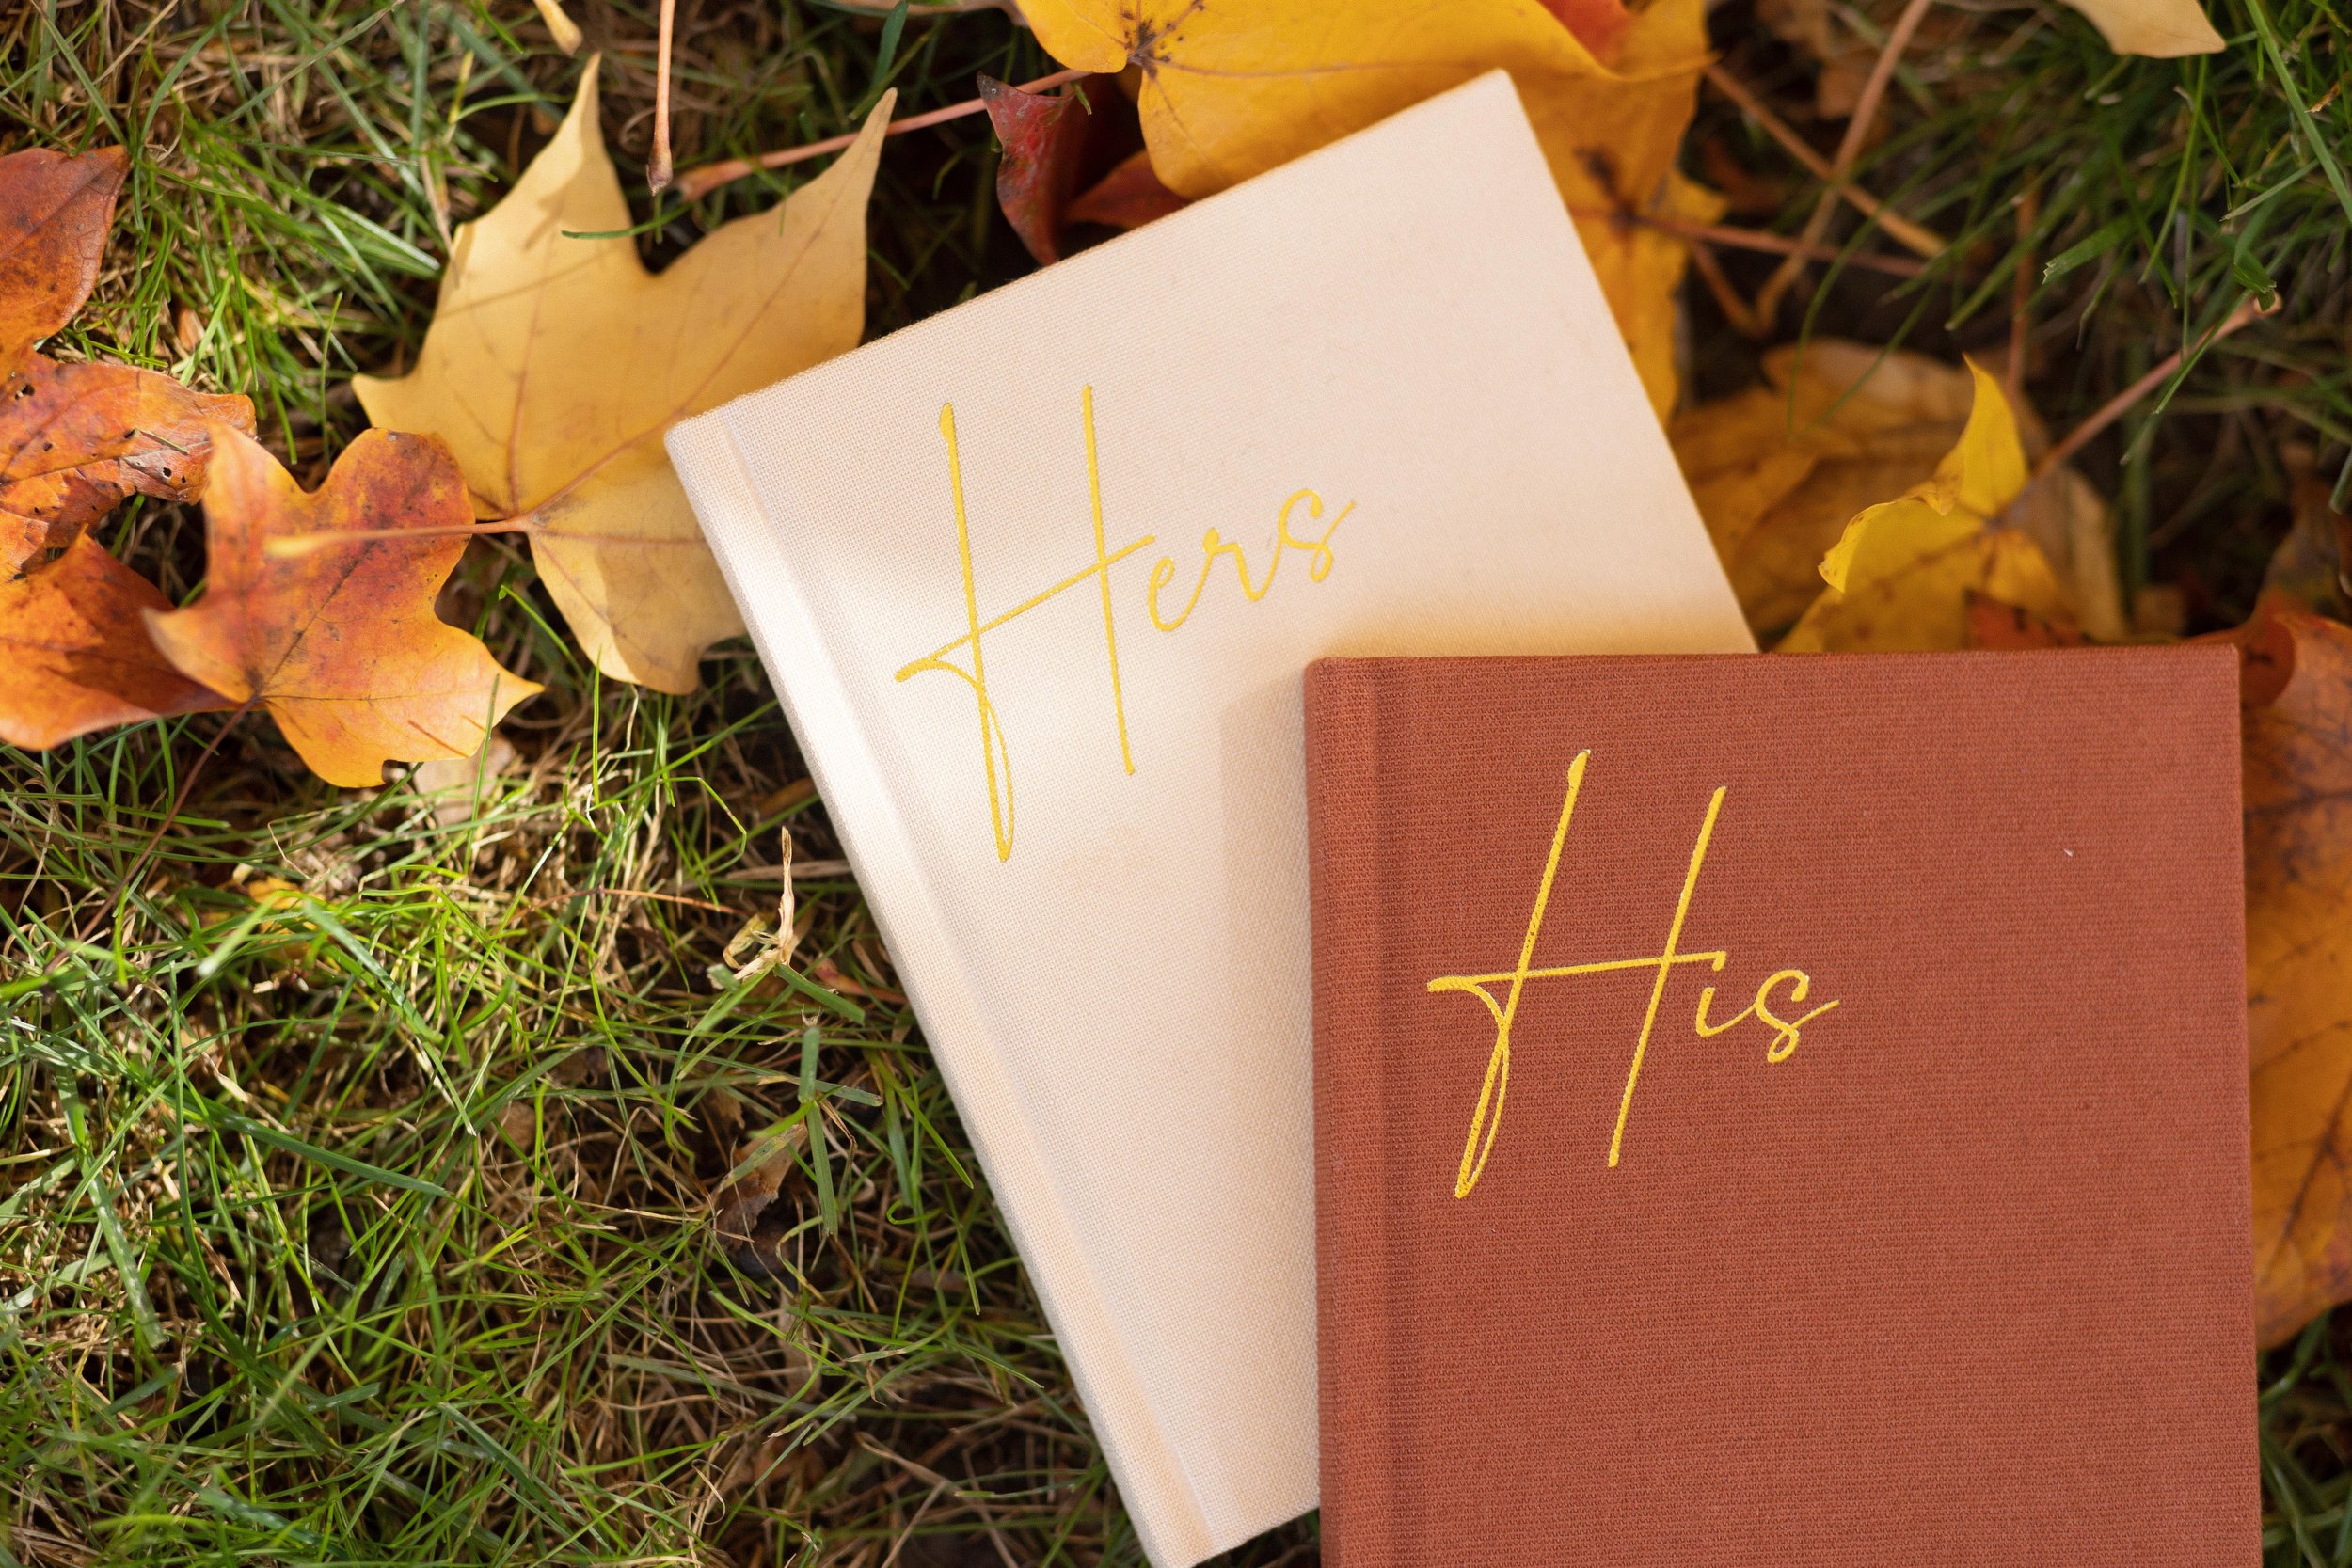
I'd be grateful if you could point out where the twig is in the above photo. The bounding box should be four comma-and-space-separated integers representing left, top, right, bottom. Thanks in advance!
718, 860, 853, 882
673, 67, 1091, 202
1701, 63, 1944, 259
647, 0, 677, 192
1569, 206, 1930, 277
1752, 0, 1936, 325
2010, 295, 2269, 511
1683, 239, 1762, 334
2005, 185, 2041, 407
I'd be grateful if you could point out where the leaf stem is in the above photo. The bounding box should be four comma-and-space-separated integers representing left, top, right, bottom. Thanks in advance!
1700, 63, 1945, 259
672, 68, 1090, 201
647, 0, 677, 193
1751, 0, 1937, 325
2011, 294, 2269, 510
1570, 206, 1930, 277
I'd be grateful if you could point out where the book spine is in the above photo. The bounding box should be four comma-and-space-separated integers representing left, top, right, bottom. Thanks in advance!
667, 412, 1219, 1568
1303, 658, 1396, 1568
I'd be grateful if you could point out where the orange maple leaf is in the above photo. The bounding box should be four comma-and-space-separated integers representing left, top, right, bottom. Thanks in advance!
0, 533, 228, 751
146, 425, 540, 787
0, 145, 253, 576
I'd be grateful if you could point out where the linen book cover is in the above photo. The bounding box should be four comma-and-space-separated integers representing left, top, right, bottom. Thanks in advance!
1305, 647, 2257, 1567
664, 71, 1753, 1565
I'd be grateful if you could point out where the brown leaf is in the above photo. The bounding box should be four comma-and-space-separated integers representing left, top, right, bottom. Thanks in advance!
1755, 0, 1880, 118
979, 74, 1091, 265
145, 425, 540, 787
3, 355, 255, 576
1961, 591, 2090, 650
0, 533, 228, 751
0, 146, 125, 367
2242, 610, 2352, 1346
2259, 443, 2352, 618
714, 1117, 810, 1273
1067, 149, 1192, 231
0, 146, 255, 576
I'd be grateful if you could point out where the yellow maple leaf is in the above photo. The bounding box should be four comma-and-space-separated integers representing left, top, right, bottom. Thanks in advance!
2062, 0, 2223, 55
356, 65, 892, 693
1777, 360, 2075, 653
1020, 0, 1712, 415
1674, 341, 2122, 641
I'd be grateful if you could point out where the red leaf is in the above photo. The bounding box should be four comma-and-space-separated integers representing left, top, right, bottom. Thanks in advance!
978, 74, 1091, 265
1068, 150, 1192, 233
1537, 0, 1633, 59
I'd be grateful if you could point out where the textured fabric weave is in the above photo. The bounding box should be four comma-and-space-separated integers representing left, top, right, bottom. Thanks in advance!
1307, 649, 2256, 1567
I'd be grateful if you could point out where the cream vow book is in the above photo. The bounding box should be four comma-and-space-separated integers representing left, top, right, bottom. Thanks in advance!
667, 71, 1751, 1567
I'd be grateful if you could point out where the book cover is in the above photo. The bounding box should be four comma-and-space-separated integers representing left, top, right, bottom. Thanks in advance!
666, 73, 1752, 1564
1305, 647, 2256, 1566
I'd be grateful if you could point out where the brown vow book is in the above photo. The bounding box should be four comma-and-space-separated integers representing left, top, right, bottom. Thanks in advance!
1306, 648, 2256, 1567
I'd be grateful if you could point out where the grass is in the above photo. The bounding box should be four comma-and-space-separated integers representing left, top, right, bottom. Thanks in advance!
0, 0, 2347, 1563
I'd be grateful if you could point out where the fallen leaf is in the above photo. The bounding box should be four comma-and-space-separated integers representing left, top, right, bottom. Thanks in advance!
1753, 0, 1999, 121
2239, 610, 2352, 1346
723, 828, 803, 984
497, 1098, 539, 1154
0, 145, 254, 574
2061, 0, 2224, 55
411, 731, 520, 825
146, 424, 540, 787
1537, 0, 1632, 58
979, 74, 1092, 264
1019, 0, 1714, 414
4, 355, 255, 576
1067, 149, 1192, 230
355, 65, 892, 694
714, 1116, 810, 1272
1602, 165, 1724, 418
0, 145, 124, 366
1777, 360, 2075, 652
1961, 591, 2090, 650
1674, 341, 2122, 641
231, 867, 304, 911
0, 533, 228, 751
2259, 442, 2352, 618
